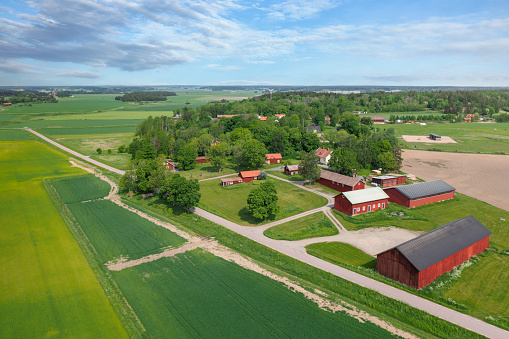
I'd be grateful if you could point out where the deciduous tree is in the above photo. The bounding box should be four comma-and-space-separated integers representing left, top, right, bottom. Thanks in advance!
299, 152, 320, 185
247, 181, 279, 220
160, 174, 200, 213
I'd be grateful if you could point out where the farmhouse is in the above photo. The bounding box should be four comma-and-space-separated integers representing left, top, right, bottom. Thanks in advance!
195, 156, 211, 163
376, 215, 491, 289
372, 174, 406, 187
284, 164, 300, 175
220, 177, 243, 186
365, 115, 385, 124
275, 114, 286, 119
317, 169, 365, 192
315, 147, 333, 165
239, 170, 260, 182
259, 116, 267, 121
265, 153, 282, 164
334, 187, 389, 216
384, 179, 455, 208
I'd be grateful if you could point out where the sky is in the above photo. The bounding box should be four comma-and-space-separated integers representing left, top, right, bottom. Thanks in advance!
1, 0, 509, 87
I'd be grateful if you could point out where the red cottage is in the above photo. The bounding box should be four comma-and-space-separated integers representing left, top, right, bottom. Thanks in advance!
384, 179, 455, 208
284, 164, 300, 175
195, 156, 211, 163
377, 215, 491, 289
265, 153, 283, 165
166, 159, 178, 171
371, 174, 406, 187
239, 170, 260, 183
221, 177, 243, 186
317, 169, 365, 192
334, 187, 389, 216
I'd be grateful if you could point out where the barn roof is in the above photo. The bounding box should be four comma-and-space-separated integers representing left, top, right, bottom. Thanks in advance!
386, 215, 491, 271
239, 170, 260, 178
394, 179, 455, 200
320, 169, 362, 186
342, 187, 389, 205
285, 164, 299, 171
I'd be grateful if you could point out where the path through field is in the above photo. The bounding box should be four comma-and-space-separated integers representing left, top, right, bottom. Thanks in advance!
402, 149, 509, 212
28, 129, 509, 339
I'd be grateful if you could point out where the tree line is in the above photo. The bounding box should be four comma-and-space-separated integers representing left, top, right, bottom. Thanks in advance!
114, 91, 177, 102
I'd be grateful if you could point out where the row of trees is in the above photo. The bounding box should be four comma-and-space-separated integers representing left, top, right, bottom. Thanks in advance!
114, 91, 177, 102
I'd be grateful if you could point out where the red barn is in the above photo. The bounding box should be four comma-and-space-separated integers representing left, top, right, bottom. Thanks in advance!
239, 170, 260, 182
265, 153, 282, 164
284, 164, 299, 175
334, 187, 389, 216
384, 179, 455, 208
371, 174, 406, 187
221, 177, 243, 186
317, 169, 365, 192
195, 156, 211, 163
377, 215, 491, 289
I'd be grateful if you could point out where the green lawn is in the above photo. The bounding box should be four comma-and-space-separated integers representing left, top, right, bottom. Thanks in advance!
269, 170, 306, 181
179, 161, 239, 180
384, 122, 509, 154
198, 178, 328, 225
306, 242, 376, 269
112, 249, 395, 338
0, 141, 127, 338
264, 212, 338, 240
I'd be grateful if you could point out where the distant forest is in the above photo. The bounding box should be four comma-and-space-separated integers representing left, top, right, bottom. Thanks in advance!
114, 91, 177, 102
0, 90, 57, 104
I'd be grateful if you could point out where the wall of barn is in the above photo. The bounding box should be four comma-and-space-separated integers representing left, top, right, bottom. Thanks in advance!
384, 188, 410, 207
334, 195, 388, 216
317, 178, 365, 192
409, 191, 455, 208
377, 248, 419, 289
417, 236, 490, 289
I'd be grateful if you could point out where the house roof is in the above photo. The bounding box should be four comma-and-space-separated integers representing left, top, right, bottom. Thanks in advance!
259, 116, 267, 121
221, 177, 243, 183
307, 125, 321, 133
195, 156, 210, 161
394, 179, 455, 200
383, 215, 492, 271
285, 164, 299, 171
239, 170, 260, 178
320, 169, 361, 186
342, 187, 389, 205
266, 153, 282, 160
315, 147, 332, 158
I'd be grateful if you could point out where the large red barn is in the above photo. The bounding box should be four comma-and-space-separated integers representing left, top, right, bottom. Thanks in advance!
371, 174, 406, 187
384, 179, 455, 208
317, 169, 365, 192
377, 215, 491, 289
334, 187, 389, 216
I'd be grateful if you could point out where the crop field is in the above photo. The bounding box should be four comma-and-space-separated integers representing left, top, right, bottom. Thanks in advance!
264, 212, 338, 240
111, 249, 395, 338
306, 242, 376, 269
0, 129, 35, 140
50, 174, 111, 203
0, 141, 127, 338
384, 122, 509, 154
198, 178, 328, 225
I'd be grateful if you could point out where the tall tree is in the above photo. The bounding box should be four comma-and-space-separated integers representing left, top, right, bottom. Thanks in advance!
299, 152, 320, 185
177, 144, 198, 170
241, 139, 267, 170
247, 181, 279, 221
160, 174, 200, 213
328, 148, 359, 176
210, 142, 230, 173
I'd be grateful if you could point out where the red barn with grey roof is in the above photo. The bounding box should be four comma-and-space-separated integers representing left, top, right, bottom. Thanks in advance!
377, 215, 491, 289
317, 169, 365, 192
384, 179, 455, 208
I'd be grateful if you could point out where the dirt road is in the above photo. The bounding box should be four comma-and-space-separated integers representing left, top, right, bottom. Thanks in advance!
402, 149, 509, 212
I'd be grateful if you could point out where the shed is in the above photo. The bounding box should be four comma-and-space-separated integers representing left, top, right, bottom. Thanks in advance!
334, 187, 389, 216
239, 170, 260, 182
284, 164, 300, 175
377, 215, 491, 289
384, 179, 455, 208
317, 169, 365, 192
372, 174, 406, 187
265, 153, 282, 164
221, 177, 243, 186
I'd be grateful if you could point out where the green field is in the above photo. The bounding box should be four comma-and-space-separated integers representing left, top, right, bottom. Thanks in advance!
264, 212, 338, 240
384, 122, 509, 154
51, 174, 111, 203
112, 249, 395, 338
198, 178, 328, 225
0, 141, 127, 338
0, 128, 35, 140
306, 242, 377, 269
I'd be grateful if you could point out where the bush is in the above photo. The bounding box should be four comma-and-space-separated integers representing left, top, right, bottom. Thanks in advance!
96, 148, 102, 154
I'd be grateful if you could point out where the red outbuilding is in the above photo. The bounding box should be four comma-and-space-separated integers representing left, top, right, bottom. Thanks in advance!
265, 153, 282, 164
377, 215, 491, 289
284, 164, 300, 175
371, 174, 406, 187
221, 177, 244, 186
384, 179, 455, 208
166, 159, 178, 171
195, 156, 211, 163
316, 169, 365, 192
239, 170, 260, 182
334, 187, 389, 216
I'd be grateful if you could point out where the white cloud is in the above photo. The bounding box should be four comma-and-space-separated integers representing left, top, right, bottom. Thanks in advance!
267, 0, 341, 21
0, 61, 43, 74
57, 71, 100, 79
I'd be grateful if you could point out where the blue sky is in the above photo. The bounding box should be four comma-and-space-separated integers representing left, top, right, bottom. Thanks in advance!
1, 0, 508, 86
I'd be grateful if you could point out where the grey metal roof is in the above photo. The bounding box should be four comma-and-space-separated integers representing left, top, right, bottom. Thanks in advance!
385, 215, 491, 271
307, 125, 321, 133
394, 179, 455, 200
342, 187, 389, 205
373, 175, 397, 180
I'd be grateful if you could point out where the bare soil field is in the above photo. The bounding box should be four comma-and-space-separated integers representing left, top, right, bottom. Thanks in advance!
402, 135, 457, 143
402, 150, 509, 212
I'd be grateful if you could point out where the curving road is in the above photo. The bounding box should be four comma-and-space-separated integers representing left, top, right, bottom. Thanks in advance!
27, 128, 509, 339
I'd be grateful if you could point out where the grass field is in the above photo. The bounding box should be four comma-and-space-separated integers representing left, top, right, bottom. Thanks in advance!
384, 122, 509, 154
111, 249, 395, 338
0, 129, 35, 140
306, 242, 377, 269
0, 141, 127, 338
264, 212, 338, 240
198, 178, 328, 225
51, 174, 111, 203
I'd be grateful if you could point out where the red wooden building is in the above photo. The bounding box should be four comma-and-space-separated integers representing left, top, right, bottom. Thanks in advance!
239, 170, 260, 182
317, 169, 365, 192
334, 187, 389, 216
384, 179, 455, 208
166, 159, 178, 171
195, 156, 211, 163
265, 153, 283, 164
221, 177, 243, 186
284, 164, 300, 175
377, 215, 491, 289
371, 174, 406, 187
